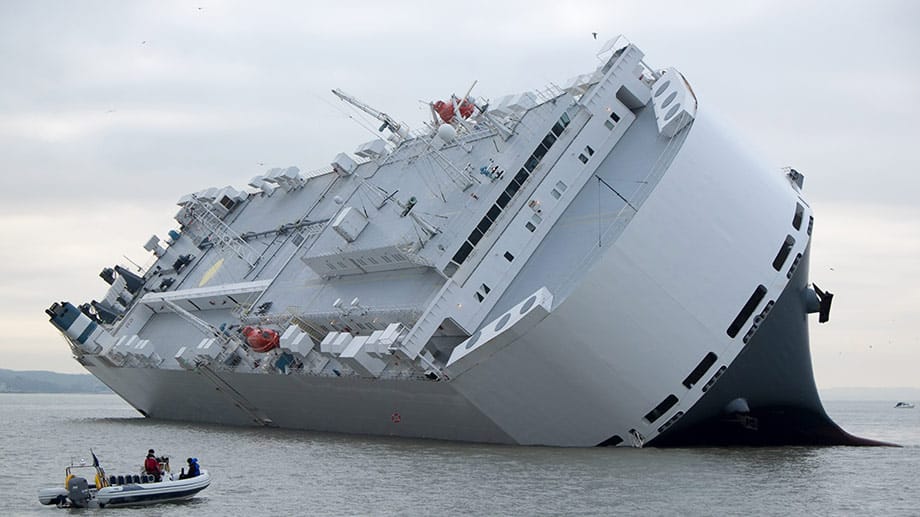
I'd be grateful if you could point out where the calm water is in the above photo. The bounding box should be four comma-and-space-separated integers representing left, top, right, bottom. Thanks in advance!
1, 394, 917, 516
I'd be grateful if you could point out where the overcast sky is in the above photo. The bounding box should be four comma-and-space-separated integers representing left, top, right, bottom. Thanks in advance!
1, 1, 917, 388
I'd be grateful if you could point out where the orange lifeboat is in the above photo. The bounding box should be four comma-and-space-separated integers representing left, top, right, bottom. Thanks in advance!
433, 98, 475, 123
241, 326, 280, 353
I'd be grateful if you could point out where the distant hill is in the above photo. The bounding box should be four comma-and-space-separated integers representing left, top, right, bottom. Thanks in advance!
0, 368, 110, 393
820, 387, 920, 401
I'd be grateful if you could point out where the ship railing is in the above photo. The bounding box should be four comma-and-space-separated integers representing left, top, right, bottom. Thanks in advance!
242, 305, 423, 333
299, 155, 372, 181
407, 124, 436, 140
533, 84, 566, 104
458, 126, 498, 143
404, 117, 497, 143
290, 361, 431, 381
385, 125, 496, 182
186, 195, 261, 268
300, 164, 335, 179
596, 35, 659, 85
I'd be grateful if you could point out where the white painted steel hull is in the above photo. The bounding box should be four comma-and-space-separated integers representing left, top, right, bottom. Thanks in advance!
52, 38, 873, 447
73, 109, 855, 447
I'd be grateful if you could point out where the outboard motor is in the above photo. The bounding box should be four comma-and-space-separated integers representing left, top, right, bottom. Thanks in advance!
66, 476, 92, 508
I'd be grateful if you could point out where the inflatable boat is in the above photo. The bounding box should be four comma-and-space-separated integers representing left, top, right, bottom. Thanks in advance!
38, 458, 210, 508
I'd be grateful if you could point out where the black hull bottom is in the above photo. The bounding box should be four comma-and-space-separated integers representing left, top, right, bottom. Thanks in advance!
652, 405, 890, 447
651, 245, 892, 447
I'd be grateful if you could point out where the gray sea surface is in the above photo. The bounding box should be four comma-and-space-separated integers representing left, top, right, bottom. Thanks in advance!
1, 394, 917, 516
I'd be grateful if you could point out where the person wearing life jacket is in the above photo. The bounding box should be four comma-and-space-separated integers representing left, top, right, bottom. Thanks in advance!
179, 457, 200, 479
144, 449, 161, 482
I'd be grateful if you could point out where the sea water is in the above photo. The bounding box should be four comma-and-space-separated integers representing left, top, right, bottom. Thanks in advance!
1, 394, 917, 516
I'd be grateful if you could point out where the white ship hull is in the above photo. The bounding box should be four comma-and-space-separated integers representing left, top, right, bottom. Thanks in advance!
75, 247, 864, 446
50, 37, 879, 447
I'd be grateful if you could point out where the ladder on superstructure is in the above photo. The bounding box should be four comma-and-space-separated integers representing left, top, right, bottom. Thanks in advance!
161, 299, 273, 426
188, 195, 261, 268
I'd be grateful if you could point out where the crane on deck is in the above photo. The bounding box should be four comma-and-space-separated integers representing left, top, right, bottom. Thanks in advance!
331, 88, 410, 142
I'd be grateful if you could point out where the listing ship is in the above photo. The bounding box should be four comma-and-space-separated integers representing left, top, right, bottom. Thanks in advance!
47, 36, 876, 447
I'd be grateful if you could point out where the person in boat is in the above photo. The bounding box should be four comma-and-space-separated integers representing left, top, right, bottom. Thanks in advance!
144, 449, 162, 482
179, 457, 200, 479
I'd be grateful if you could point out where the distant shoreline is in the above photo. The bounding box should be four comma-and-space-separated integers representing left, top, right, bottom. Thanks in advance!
0, 368, 110, 394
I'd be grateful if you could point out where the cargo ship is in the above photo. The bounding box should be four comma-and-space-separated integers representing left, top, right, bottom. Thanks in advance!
47, 36, 875, 447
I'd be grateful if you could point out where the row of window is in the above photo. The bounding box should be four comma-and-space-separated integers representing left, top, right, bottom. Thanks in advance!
772, 235, 796, 271
602, 349, 722, 443
449, 112, 573, 273
647, 350, 724, 434
604, 110, 621, 130
743, 299, 775, 345
644, 394, 679, 424
793, 201, 813, 236
577, 145, 595, 164
646, 186, 812, 435
682, 352, 718, 389
727, 284, 767, 338
727, 200, 808, 340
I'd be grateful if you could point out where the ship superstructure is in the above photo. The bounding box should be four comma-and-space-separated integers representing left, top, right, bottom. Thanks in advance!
48, 36, 873, 447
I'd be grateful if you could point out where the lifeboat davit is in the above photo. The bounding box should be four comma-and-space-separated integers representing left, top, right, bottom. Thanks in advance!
241, 326, 280, 353
434, 99, 475, 124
